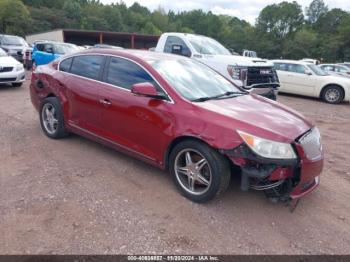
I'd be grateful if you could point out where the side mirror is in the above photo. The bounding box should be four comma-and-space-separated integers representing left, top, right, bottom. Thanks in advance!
131, 82, 166, 100
305, 70, 312, 75
171, 44, 183, 55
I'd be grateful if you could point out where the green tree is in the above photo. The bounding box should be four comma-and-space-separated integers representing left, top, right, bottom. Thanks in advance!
0, 0, 31, 35
283, 28, 318, 58
63, 0, 82, 20
306, 0, 328, 24
256, 1, 304, 39
151, 8, 169, 32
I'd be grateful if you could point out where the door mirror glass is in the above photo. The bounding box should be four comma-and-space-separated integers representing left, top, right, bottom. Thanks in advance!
131, 82, 166, 100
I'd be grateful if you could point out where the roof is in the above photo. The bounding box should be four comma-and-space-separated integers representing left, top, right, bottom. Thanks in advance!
271, 59, 312, 66
76, 48, 188, 62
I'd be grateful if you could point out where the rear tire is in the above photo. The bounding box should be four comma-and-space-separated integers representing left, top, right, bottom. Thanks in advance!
169, 140, 231, 203
40, 97, 68, 139
322, 85, 344, 104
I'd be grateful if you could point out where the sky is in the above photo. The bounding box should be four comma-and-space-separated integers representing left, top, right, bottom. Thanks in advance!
100, 0, 350, 24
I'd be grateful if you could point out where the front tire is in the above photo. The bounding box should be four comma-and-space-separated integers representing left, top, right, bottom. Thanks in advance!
40, 97, 68, 139
322, 85, 344, 104
169, 140, 231, 203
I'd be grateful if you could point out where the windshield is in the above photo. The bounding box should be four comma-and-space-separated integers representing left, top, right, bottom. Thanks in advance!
187, 35, 231, 55
150, 59, 240, 101
308, 64, 328, 76
54, 44, 77, 54
0, 48, 7, 56
1, 35, 27, 46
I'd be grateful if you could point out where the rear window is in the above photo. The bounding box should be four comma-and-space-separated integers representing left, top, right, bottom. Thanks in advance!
59, 58, 73, 72
70, 55, 105, 80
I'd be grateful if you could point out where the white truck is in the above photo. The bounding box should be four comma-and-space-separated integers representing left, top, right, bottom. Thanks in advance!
155, 33, 279, 100
242, 50, 258, 58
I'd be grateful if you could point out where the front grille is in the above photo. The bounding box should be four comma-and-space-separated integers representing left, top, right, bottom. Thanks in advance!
0, 67, 13, 73
0, 77, 16, 82
246, 67, 279, 87
298, 128, 323, 161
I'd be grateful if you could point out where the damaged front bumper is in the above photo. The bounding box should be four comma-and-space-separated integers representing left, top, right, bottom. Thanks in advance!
220, 135, 323, 201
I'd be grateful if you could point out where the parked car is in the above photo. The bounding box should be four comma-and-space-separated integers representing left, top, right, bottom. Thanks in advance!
32, 41, 78, 67
272, 60, 350, 104
155, 33, 279, 100
0, 34, 29, 62
93, 44, 123, 49
30, 49, 323, 203
320, 64, 350, 78
0, 47, 25, 87
339, 62, 350, 69
300, 58, 320, 65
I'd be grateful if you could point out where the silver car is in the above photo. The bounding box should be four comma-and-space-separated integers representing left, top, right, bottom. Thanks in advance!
0, 34, 29, 62
319, 64, 350, 78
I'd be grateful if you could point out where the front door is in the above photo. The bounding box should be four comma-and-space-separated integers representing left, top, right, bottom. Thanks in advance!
98, 56, 172, 163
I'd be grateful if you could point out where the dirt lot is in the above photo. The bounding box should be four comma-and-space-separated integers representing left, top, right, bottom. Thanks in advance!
0, 75, 350, 255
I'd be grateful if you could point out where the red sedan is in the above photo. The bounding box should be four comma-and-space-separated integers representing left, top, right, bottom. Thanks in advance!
30, 49, 323, 203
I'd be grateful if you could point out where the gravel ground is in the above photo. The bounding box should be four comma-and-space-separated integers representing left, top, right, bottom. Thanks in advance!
0, 76, 350, 255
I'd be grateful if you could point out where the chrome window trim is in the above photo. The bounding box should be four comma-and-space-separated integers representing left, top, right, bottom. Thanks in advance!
58, 53, 174, 104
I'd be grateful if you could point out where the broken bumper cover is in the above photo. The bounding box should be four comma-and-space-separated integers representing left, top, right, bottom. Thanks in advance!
222, 139, 323, 200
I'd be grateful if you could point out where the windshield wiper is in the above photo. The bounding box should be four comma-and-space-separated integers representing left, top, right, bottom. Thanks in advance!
191, 91, 247, 102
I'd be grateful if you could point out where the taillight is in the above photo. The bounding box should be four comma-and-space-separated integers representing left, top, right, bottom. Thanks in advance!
52, 61, 59, 70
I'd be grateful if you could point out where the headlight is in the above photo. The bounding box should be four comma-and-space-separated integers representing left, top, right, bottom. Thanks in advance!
227, 65, 248, 81
237, 130, 297, 159
16, 64, 24, 71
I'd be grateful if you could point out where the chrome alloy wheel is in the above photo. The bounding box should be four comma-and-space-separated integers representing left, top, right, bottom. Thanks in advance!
325, 88, 341, 103
41, 103, 58, 135
174, 149, 212, 195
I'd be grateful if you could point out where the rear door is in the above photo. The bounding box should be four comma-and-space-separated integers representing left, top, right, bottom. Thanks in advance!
274, 63, 292, 92
60, 55, 106, 134
98, 56, 172, 162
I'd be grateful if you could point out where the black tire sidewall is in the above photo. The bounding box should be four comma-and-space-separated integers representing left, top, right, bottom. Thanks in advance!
39, 97, 68, 139
169, 140, 230, 203
323, 86, 343, 104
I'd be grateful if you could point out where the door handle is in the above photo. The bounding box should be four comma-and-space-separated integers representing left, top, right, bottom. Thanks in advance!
99, 99, 112, 106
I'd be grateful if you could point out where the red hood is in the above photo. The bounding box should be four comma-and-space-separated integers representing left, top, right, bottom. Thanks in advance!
195, 94, 312, 143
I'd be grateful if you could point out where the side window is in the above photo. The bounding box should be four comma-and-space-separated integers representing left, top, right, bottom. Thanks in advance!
59, 58, 73, 72
288, 64, 306, 74
274, 63, 288, 71
43, 44, 53, 53
164, 36, 191, 57
105, 57, 163, 93
323, 65, 334, 71
335, 66, 347, 73
36, 44, 45, 51
70, 55, 105, 80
